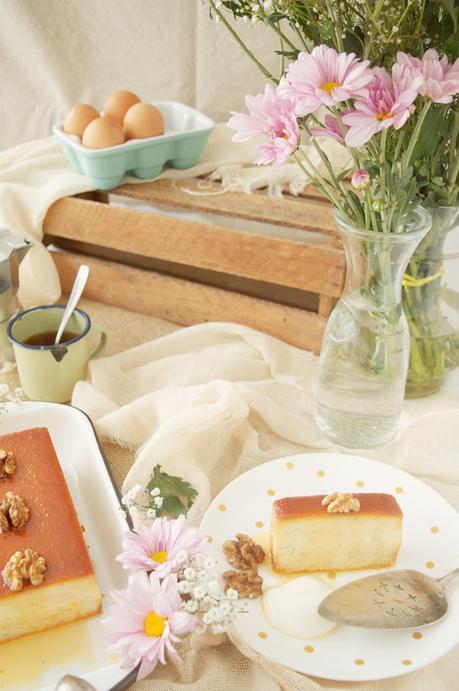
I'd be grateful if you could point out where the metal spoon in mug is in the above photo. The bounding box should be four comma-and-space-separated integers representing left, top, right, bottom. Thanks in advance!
318, 567, 459, 629
54, 265, 89, 345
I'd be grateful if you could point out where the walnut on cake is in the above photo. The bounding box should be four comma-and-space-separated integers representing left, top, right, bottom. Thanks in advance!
271, 493, 403, 574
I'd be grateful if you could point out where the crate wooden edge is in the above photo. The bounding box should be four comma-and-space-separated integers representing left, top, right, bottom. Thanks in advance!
44, 196, 345, 298
52, 250, 327, 353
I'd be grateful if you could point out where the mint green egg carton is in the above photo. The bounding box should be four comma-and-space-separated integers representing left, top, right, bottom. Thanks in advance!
53, 101, 214, 190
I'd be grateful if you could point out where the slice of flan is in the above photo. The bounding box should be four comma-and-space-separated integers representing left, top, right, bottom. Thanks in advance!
271, 493, 403, 574
0, 427, 102, 643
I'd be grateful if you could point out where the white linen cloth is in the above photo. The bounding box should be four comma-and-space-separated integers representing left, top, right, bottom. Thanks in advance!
72, 320, 459, 691
0, 125, 348, 309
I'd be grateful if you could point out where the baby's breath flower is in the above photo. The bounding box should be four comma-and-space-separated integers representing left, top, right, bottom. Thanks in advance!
150, 487, 161, 497
176, 549, 189, 564
184, 567, 196, 581
226, 588, 239, 600
193, 584, 207, 600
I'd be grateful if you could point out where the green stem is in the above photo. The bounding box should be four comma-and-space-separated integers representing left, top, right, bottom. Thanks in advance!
270, 22, 298, 52
293, 152, 349, 218
209, 1, 276, 82
401, 100, 432, 171
325, 0, 344, 51
303, 122, 364, 225
363, 0, 385, 59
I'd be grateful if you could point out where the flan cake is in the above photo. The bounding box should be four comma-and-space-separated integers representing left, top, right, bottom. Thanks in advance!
271, 493, 403, 573
0, 427, 102, 642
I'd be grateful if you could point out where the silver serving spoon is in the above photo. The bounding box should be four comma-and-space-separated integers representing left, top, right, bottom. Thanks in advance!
54, 264, 89, 345
55, 675, 97, 690
318, 567, 459, 629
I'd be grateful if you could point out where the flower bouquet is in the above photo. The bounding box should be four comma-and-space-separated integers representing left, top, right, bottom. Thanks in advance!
103, 471, 243, 681
207, 0, 459, 445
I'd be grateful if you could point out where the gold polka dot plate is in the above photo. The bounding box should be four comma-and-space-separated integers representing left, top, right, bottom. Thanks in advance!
200, 452, 459, 682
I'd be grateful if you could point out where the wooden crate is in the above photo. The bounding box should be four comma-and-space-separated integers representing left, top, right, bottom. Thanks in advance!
43, 178, 345, 353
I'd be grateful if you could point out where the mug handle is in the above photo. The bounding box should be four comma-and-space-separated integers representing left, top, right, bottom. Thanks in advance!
90, 327, 107, 359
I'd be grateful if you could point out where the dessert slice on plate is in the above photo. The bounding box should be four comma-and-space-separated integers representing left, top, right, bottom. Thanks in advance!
0, 427, 102, 643
271, 491, 403, 573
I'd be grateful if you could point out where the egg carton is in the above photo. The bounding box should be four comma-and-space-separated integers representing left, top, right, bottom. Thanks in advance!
53, 101, 215, 190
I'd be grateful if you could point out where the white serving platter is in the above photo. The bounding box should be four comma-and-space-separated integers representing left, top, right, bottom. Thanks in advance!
0, 401, 136, 691
200, 452, 459, 682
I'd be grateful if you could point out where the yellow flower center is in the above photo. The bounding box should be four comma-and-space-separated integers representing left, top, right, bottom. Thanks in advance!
150, 550, 168, 563
321, 81, 340, 95
376, 112, 392, 121
144, 610, 167, 637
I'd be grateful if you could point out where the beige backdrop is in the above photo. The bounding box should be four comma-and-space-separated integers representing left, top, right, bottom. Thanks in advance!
0, 0, 280, 150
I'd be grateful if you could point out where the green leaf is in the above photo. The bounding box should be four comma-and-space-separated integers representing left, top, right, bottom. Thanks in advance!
147, 465, 198, 519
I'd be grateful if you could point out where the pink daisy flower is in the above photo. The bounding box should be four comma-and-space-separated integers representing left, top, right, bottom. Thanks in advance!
310, 112, 350, 143
343, 65, 422, 147
104, 573, 197, 680
227, 83, 299, 165
117, 515, 208, 577
279, 45, 373, 116
397, 49, 459, 104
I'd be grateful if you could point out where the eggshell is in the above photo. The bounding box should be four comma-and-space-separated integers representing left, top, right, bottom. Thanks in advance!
63, 104, 99, 138
82, 116, 125, 149
104, 90, 141, 124
123, 103, 165, 140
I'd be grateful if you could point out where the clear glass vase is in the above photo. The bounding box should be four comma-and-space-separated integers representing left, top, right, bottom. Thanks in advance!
403, 206, 459, 398
315, 208, 431, 448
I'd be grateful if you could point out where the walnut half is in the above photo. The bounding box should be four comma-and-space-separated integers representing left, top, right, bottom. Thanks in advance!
0, 450, 16, 479
2, 548, 46, 592
223, 533, 265, 570
223, 569, 263, 599
322, 491, 360, 513
0, 492, 30, 532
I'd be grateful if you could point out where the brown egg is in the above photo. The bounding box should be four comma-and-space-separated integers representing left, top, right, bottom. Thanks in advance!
82, 116, 125, 149
104, 90, 141, 124
123, 103, 164, 139
63, 104, 99, 138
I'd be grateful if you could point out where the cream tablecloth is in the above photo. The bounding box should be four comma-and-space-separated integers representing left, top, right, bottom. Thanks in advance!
61, 299, 459, 691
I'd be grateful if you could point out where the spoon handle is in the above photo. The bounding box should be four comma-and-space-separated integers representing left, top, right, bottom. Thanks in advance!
54, 265, 89, 345
438, 567, 459, 590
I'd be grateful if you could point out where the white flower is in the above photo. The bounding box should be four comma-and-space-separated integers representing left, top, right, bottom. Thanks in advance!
197, 570, 208, 582
211, 623, 226, 634
154, 496, 163, 509
226, 588, 238, 600
203, 558, 217, 570
192, 554, 204, 568
209, 606, 223, 623
132, 484, 143, 495
184, 599, 198, 613
219, 601, 232, 616
146, 508, 156, 519
177, 580, 193, 594
176, 549, 189, 565
149, 487, 161, 497
202, 611, 214, 625
193, 584, 207, 600
201, 595, 214, 609
184, 567, 196, 581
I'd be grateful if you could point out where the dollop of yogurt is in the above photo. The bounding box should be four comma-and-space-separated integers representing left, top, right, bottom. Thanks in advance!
262, 575, 337, 639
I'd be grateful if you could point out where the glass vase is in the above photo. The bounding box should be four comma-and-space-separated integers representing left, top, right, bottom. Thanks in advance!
403, 206, 459, 398
315, 208, 431, 448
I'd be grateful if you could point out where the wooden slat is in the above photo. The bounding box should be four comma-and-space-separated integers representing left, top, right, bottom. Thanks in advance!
52, 250, 326, 353
113, 179, 337, 236
44, 197, 345, 297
